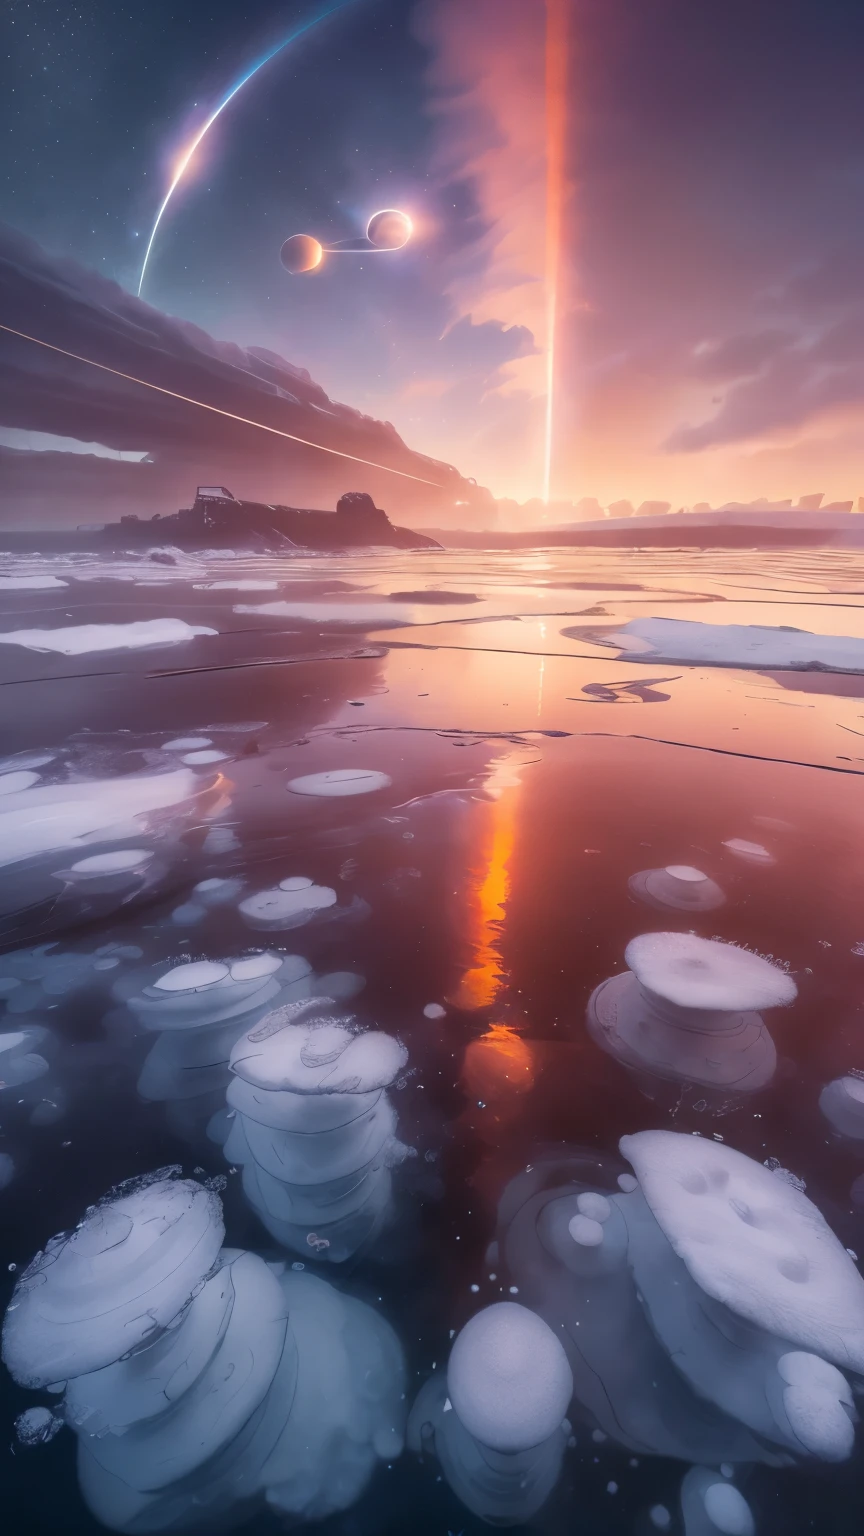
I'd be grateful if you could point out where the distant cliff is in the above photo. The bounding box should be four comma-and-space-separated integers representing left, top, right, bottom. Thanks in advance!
0, 224, 494, 530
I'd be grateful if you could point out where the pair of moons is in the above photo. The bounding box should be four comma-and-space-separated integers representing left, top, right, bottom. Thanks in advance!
280, 208, 412, 274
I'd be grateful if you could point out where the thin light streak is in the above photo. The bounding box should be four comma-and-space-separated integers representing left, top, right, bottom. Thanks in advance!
543, 0, 569, 504
137, 0, 360, 297
0, 323, 443, 487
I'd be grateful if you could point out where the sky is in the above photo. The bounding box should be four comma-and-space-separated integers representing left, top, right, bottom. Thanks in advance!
3, 0, 864, 510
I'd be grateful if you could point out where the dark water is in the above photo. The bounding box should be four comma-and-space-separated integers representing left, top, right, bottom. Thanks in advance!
2, 545, 864, 1533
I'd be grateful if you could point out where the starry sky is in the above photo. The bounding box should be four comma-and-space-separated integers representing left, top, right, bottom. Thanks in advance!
3, 0, 864, 509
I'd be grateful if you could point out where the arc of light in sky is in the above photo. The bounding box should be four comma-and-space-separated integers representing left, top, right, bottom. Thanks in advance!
0, 323, 443, 487
137, 0, 360, 298
543, 0, 569, 504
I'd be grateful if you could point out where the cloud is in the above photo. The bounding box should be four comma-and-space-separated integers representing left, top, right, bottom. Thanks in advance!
0, 223, 488, 522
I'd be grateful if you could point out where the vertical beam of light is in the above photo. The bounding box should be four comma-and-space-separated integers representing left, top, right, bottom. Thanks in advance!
543, 0, 569, 504
137, 0, 361, 298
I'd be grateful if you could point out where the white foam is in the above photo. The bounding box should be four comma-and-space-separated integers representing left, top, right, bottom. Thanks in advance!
0, 619, 217, 655
447, 1303, 573, 1452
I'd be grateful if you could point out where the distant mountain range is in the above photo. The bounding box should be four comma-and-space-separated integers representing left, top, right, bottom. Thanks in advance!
0, 225, 494, 530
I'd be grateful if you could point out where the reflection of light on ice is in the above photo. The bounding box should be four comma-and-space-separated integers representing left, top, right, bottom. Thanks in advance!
450, 757, 523, 1011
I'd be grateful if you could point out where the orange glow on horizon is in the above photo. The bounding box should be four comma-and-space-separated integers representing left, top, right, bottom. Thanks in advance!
543, 0, 569, 504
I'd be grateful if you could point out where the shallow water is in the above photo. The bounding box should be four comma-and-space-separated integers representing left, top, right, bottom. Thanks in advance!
3, 545, 864, 1533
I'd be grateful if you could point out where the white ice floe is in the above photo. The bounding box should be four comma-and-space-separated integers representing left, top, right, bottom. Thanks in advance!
3, 1174, 406, 1533
819, 1074, 864, 1139
286, 768, 392, 798
68, 850, 152, 875
603, 616, 864, 673
0, 771, 41, 794
222, 1000, 410, 1261
587, 934, 795, 1097
0, 574, 68, 590
233, 599, 413, 625
407, 1303, 572, 1526
0, 619, 217, 655
162, 736, 212, 750
239, 876, 338, 931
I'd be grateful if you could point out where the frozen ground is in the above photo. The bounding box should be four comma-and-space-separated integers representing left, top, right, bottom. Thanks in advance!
1, 543, 864, 1534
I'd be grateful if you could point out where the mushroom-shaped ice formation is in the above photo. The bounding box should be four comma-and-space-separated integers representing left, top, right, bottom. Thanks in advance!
222, 998, 412, 1261
628, 865, 726, 914
680, 1467, 755, 1536
722, 838, 774, 866
491, 1155, 773, 1465
819, 1074, 864, 1140
239, 876, 338, 931
2, 1174, 224, 1388
408, 1303, 573, 1526
2, 1174, 406, 1533
131, 952, 313, 1143
587, 933, 796, 1098
617, 1130, 864, 1460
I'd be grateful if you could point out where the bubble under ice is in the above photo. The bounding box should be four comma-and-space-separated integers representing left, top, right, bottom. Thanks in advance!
2, 1173, 406, 1533
407, 1303, 573, 1526
681, 1467, 756, 1536
492, 1131, 864, 1465
222, 999, 411, 1261
819, 1074, 864, 1140
587, 933, 796, 1100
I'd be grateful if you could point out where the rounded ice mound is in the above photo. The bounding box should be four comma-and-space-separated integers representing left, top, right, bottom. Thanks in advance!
230, 1000, 407, 1094
239, 878, 337, 931
619, 1130, 864, 1374
819, 1074, 864, 1140
2, 1175, 224, 1388
286, 769, 391, 798
624, 934, 796, 1013
447, 1302, 573, 1452
629, 865, 726, 914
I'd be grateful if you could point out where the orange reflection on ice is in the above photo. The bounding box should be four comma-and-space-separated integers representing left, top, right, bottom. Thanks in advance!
450, 762, 521, 1010
463, 1022, 537, 1102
